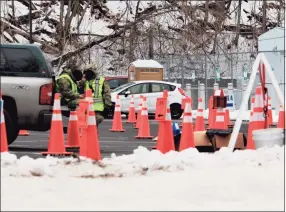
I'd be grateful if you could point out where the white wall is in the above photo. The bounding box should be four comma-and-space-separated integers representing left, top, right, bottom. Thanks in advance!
258, 27, 285, 113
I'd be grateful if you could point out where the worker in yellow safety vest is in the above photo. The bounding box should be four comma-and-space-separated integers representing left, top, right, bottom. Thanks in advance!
55, 64, 85, 115
83, 63, 112, 126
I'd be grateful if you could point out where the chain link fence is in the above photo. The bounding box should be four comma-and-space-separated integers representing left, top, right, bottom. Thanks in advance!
154, 50, 284, 110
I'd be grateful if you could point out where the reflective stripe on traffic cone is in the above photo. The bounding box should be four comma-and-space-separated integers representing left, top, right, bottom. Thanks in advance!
41, 93, 73, 156
110, 95, 125, 132
277, 104, 285, 129
0, 94, 8, 153
127, 95, 136, 123
66, 111, 80, 149
246, 86, 266, 150
179, 97, 195, 151
194, 97, 205, 131
136, 97, 153, 139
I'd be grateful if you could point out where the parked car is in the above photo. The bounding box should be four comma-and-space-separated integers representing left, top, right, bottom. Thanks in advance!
0, 43, 54, 145
109, 80, 186, 119
105, 76, 128, 90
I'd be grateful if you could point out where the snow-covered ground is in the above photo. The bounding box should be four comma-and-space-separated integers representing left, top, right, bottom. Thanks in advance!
1, 146, 284, 211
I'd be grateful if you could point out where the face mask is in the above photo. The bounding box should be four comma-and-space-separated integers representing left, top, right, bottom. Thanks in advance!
72, 70, 83, 81
84, 70, 94, 80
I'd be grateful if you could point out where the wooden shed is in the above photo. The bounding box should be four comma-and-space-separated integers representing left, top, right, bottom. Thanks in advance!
128, 59, 164, 81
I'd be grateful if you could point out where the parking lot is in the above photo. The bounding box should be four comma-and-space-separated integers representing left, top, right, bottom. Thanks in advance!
8, 117, 249, 159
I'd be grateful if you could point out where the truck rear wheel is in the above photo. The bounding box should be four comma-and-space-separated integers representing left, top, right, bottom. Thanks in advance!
4, 109, 19, 145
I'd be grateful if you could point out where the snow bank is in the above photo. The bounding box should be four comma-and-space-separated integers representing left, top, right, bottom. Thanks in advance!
1, 146, 284, 211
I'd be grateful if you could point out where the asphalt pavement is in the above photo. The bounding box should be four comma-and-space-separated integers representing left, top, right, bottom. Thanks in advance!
8, 117, 249, 159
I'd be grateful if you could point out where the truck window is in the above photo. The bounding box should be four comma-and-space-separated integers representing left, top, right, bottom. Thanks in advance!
1, 48, 39, 73
0, 50, 7, 71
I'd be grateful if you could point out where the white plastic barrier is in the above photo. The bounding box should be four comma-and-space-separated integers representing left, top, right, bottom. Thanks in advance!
253, 128, 284, 149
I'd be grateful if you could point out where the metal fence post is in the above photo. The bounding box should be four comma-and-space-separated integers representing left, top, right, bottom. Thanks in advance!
185, 83, 192, 98
198, 83, 205, 110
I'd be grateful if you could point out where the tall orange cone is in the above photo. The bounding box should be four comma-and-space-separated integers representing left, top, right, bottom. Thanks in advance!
0, 94, 8, 153
194, 97, 205, 131
225, 109, 231, 126
246, 86, 266, 150
179, 97, 195, 151
136, 96, 153, 139
277, 104, 285, 129
79, 89, 93, 157
110, 95, 125, 132
19, 130, 29, 136
41, 93, 73, 156
127, 95, 136, 123
84, 93, 101, 161
152, 90, 169, 149
212, 89, 227, 130
156, 102, 175, 154
246, 97, 255, 149
134, 96, 143, 129
267, 97, 273, 126
65, 111, 80, 149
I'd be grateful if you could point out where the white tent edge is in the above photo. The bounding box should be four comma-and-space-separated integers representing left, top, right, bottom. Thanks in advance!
228, 53, 285, 151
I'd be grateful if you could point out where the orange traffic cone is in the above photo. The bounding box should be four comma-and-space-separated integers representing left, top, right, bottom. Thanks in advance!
194, 97, 205, 131
225, 109, 231, 126
277, 104, 285, 129
0, 94, 8, 153
246, 86, 266, 150
79, 89, 93, 157
212, 89, 227, 130
65, 111, 80, 149
134, 96, 143, 129
41, 93, 73, 156
156, 103, 175, 154
110, 95, 125, 132
127, 95, 136, 123
136, 97, 153, 139
246, 97, 255, 149
84, 95, 101, 161
19, 130, 29, 136
267, 97, 273, 126
179, 97, 195, 151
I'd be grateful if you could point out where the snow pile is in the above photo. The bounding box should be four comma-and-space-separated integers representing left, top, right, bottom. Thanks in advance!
1, 146, 284, 211
1, 145, 284, 178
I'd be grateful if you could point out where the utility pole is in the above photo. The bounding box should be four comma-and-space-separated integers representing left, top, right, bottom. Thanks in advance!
148, 26, 154, 59
29, 0, 33, 43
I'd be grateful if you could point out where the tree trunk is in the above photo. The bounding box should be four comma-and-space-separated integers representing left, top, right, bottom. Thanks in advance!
59, 0, 64, 51
262, 0, 267, 32
233, 0, 242, 46
148, 27, 154, 59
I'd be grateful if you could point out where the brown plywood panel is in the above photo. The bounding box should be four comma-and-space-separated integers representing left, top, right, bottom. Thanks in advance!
215, 133, 245, 149
194, 131, 212, 146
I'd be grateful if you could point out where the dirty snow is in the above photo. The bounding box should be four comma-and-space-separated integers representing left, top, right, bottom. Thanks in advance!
1, 146, 284, 211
